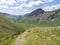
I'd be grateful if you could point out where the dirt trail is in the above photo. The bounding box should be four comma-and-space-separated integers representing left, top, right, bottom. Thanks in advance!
13, 31, 28, 45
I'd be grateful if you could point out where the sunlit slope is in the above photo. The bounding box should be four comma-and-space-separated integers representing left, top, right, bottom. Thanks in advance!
23, 27, 60, 45
17, 9, 60, 26
0, 14, 16, 44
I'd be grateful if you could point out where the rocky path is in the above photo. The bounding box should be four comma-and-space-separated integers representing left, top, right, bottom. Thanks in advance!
13, 31, 28, 45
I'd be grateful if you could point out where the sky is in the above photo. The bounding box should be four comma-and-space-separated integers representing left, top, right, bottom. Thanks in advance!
0, 0, 60, 15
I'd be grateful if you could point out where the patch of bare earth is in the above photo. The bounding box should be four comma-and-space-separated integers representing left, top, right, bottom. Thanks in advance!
13, 31, 28, 45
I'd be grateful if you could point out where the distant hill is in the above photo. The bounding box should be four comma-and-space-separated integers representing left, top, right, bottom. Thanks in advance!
0, 13, 22, 22
1, 8, 60, 26
17, 8, 60, 26
24, 8, 60, 21
0, 14, 16, 45
24, 8, 45, 21
0, 13, 15, 31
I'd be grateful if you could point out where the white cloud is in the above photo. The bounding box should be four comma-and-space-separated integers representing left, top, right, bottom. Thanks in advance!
26, 1, 43, 7
43, 4, 60, 11
47, 0, 54, 2
0, 0, 27, 5
0, 5, 8, 9
10, 0, 47, 9
42, 0, 54, 2
20, 0, 54, 8
10, 3, 27, 9
0, 0, 16, 5
10, 0, 43, 9
0, 0, 54, 8
19, 0, 27, 2
38, 0, 54, 3
0, 0, 54, 9
0, 0, 57, 15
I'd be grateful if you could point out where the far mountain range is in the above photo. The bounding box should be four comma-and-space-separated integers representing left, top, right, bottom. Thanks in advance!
1, 8, 60, 26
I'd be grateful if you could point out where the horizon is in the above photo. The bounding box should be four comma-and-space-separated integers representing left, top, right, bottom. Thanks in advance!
0, 0, 60, 15
0, 8, 60, 16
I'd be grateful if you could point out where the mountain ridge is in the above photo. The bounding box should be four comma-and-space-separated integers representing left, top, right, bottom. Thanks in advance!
0, 8, 60, 26
15, 8, 60, 26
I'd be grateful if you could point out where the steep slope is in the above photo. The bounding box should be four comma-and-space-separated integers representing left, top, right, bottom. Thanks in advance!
0, 13, 22, 22
17, 8, 60, 26
24, 8, 45, 21
17, 8, 45, 24
40, 9, 60, 21
24, 8, 60, 21
0, 14, 16, 45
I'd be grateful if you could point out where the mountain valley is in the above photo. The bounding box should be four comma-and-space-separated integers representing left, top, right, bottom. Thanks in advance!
0, 8, 60, 45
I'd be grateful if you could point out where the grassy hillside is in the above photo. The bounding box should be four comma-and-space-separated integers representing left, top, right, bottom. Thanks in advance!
23, 26, 60, 45
0, 14, 16, 45
16, 9, 60, 26
0, 14, 32, 45
38, 18, 60, 26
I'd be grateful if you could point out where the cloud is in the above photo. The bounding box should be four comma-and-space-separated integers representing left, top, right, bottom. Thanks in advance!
19, 0, 27, 2
43, 4, 60, 11
0, 0, 54, 9
10, 0, 54, 10
0, 0, 27, 5
26, 1, 43, 8
10, 3, 27, 9
0, 0, 17, 9
47, 0, 54, 2
40, 0, 54, 3
0, 0, 56, 15
10, 0, 43, 9
0, 5, 8, 9
0, 0, 16, 5
26, 0, 54, 7
0, 0, 28, 9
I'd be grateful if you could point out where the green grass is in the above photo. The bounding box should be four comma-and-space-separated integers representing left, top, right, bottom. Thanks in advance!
14, 23, 36, 34
23, 26, 60, 45
38, 18, 60, 26
0, 14, 34, 45
0, 36, 17, 45
0, 14, 16, 45
16, 15, 60, 27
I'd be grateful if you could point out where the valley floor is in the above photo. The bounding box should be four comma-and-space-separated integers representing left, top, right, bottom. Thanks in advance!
12, 26, 60, 45
13, 31, 28, 45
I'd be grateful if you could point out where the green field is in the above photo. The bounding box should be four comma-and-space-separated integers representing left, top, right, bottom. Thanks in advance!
0, 14, 16, 45
23, 26, 60, 45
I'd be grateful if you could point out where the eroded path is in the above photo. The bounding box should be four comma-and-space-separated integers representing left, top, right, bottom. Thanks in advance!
13, 31, 28, 45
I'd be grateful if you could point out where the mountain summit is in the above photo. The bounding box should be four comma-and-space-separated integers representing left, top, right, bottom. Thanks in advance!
25, 8, 45, 17
25, 8, 45, 21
